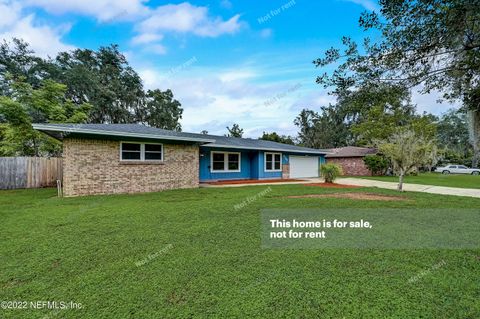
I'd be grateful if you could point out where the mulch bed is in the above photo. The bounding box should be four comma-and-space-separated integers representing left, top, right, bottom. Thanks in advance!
286, 192, 408, 201
203, 178, 305, 185
304, 183, 361, 189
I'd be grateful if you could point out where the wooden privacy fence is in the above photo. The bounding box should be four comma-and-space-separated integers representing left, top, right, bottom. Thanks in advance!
0, 157, 63, 190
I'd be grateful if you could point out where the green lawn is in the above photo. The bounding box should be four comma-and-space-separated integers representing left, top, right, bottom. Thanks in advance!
359, 172, 480, 189
1, 186, 479, 318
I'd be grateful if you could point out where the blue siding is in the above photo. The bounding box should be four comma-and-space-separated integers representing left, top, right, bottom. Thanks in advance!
258, 151, 282, 179
199, 147, 326, 181
250, 152, 260, 179
199, 148, 253, 181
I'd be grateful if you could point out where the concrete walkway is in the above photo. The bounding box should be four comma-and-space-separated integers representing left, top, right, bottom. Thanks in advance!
200, 178, 324, 188
201, 177, 480, 198
337, 177, 480, 198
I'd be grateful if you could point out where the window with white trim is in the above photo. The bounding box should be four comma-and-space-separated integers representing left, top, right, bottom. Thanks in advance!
120, 142, 163, 161
211, 151, 240, 172
265, 152, 281, 171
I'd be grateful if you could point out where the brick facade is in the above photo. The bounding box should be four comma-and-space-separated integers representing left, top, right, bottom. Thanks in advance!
327, 157, 372, 176
282, 163, 290, 179
63, 138, 199, 197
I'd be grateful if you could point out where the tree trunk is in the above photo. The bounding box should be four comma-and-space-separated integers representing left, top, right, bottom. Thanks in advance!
397, 169, 404, 191
468, 109, 480, 168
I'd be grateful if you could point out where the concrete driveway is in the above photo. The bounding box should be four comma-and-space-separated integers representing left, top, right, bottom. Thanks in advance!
337, 177, 480, 198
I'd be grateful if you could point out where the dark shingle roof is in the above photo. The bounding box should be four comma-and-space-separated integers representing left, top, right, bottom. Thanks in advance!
200, 136, 329, 154
325, 146, 377, 158
32, 123, 216, 143
32, 123, 330, 154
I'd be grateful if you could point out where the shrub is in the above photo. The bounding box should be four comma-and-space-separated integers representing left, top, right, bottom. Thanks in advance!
320, 163, 343, 183
363, 154, 389, 175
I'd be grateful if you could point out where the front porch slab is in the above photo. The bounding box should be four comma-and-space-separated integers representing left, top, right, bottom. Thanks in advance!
200, 178, 324, 187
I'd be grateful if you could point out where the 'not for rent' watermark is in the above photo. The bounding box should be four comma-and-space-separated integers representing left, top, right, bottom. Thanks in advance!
134, 244, 173, 267
258, 0, 296, 24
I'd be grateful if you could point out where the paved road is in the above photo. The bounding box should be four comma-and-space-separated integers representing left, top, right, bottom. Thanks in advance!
337, 177, 480, 198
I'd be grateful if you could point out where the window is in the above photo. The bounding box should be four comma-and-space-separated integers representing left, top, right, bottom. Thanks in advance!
212, 153, 225, 171
228, 153, 240, 170
121, 142, 163, 161
458, 165, 467, 169
121, 143, 141, 160
145, 144, 163, 160
265, 152, 281, 171
211, 152, 241, 172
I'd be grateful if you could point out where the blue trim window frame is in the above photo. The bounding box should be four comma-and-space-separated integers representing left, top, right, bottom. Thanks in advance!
120, 141, 163, 161
264, 152, 282, 172
210, 151, 241, 173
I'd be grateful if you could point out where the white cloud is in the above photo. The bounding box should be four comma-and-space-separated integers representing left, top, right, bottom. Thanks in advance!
219, 70, 256, 82
0, 1, 74, 57
131, 33, 163, 45
137, 66, 323, 137
130, 33, 166, 54
139, 69, 160, 89
147, 44, 167, 55
0, 1, 21, 28
342, 0, 379, 11
411, 88, 460, 115
25, 0, 148, 22
9, 1, 243, 54
138, 2, 242, 37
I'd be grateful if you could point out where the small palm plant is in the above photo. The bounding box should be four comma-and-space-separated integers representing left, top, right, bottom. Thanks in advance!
320, 163, 343, 183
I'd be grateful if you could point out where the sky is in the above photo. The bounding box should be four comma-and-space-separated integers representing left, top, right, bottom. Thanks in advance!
0, 0, 458, 137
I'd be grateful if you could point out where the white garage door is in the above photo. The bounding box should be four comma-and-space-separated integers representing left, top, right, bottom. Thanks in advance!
290, 156, 319, 178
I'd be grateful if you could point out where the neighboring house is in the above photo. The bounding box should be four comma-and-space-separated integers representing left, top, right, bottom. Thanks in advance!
33, 124, 330, 197
326, 146, 377, 176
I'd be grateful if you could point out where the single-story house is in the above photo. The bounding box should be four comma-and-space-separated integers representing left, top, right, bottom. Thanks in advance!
33, 124, 330, 197
326, 146, 377, 176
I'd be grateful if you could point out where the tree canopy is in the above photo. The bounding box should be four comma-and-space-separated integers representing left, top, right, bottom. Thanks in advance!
259, 132, 295, 145
0, 79, 91, 156
294, 107, 351, 149
294, 83, 437, 148
314, 0, 480, 166
51, 45, 145, 124
143, 89, 183, 131
0, 38, 184, 156
226, 123, 244, 138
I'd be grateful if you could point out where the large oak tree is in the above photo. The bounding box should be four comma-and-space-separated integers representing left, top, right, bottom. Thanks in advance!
0, 39, 185, 156
0, 39, 184, 130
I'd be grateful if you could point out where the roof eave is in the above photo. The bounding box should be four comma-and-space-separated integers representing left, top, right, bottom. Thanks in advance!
201, 143, 331, 154
326, 155, 367, 158
32, 124, 216, 144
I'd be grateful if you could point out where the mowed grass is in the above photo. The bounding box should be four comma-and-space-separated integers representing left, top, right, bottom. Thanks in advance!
1, 185, 479, 319
360, 172, 480, 189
